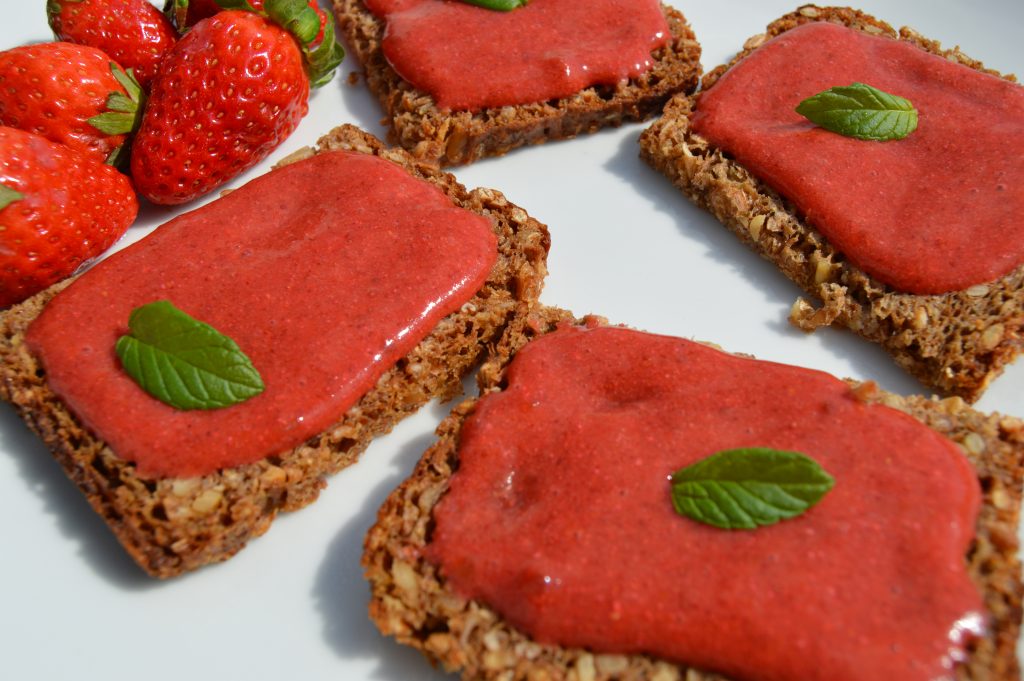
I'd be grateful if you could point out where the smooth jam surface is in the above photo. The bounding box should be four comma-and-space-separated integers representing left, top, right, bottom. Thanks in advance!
690, 22, 1024, 294
363, 0, 670, 111
427, 325, 984, 681
26, 151, 497, 478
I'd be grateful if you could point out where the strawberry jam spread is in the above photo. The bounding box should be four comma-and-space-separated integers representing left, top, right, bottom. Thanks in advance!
690, 22, 1024, 294
25, 151, 497, 478
427, 325, 984, 681
362, 0, 670, 111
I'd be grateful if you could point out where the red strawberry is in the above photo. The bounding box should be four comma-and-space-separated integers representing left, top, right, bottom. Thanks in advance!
47, 0, 178, 90
0, 42, 144, 166
0, 127, 138, 308
131, 2, 343, 205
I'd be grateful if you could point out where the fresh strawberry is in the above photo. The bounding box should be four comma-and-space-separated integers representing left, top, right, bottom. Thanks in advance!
0, 127, 138, 308
0, 42, 144, 166
132, 1, 343, 205
47, 0, 178, 90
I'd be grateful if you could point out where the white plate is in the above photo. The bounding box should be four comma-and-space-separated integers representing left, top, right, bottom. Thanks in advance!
1, 2, 1021, 679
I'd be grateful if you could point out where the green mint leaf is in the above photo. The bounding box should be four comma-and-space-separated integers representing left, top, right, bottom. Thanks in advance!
458, 0, 529, 11
670, 447, 834, 530
0, 183, 24, 211
115, 301, 265, 410
795, 82, 918, 141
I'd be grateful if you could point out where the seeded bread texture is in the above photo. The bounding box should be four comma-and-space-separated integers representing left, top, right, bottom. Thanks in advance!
0, 124, 550, 578
333, 0, 702, 166
638, 5, 1024, 403
362, 305, 1023, 681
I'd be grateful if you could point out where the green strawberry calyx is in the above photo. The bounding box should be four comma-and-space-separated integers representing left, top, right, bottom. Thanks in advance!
263, 0, 344, 88
87, 64, 147, 166
0, 183, 24, 211
304, 14, 345, 88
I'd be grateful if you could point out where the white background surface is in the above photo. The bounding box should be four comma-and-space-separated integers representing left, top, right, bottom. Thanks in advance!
1, 1, 1021, 679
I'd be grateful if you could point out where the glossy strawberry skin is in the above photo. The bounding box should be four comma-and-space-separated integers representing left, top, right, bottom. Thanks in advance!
0, 127, 138, 308
48, 0, 178, 90
0, 42, 135, 164
131, 10, 309, 205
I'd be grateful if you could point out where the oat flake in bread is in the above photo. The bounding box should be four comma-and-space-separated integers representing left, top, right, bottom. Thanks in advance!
639, 5, 1024, 402
0, 125, 549, 578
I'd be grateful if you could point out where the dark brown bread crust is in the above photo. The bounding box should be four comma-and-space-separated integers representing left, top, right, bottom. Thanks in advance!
363, 306, 1023, 681
333, 0, 702, 166
638, 5, 1024, 403
0, 124, 550, 578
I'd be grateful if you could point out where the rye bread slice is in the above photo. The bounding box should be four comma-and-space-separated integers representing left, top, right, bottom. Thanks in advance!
333, 0, 702, 166
0, 124, 549, 578
638, 5, 1024, 404
362, 305, 1024, 681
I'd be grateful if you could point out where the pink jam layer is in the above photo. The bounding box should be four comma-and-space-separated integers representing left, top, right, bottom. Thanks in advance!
363, 0, 670, 111
690, 22, 1024, 294
26, 151, 497, 478
427, 324, 984, 681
